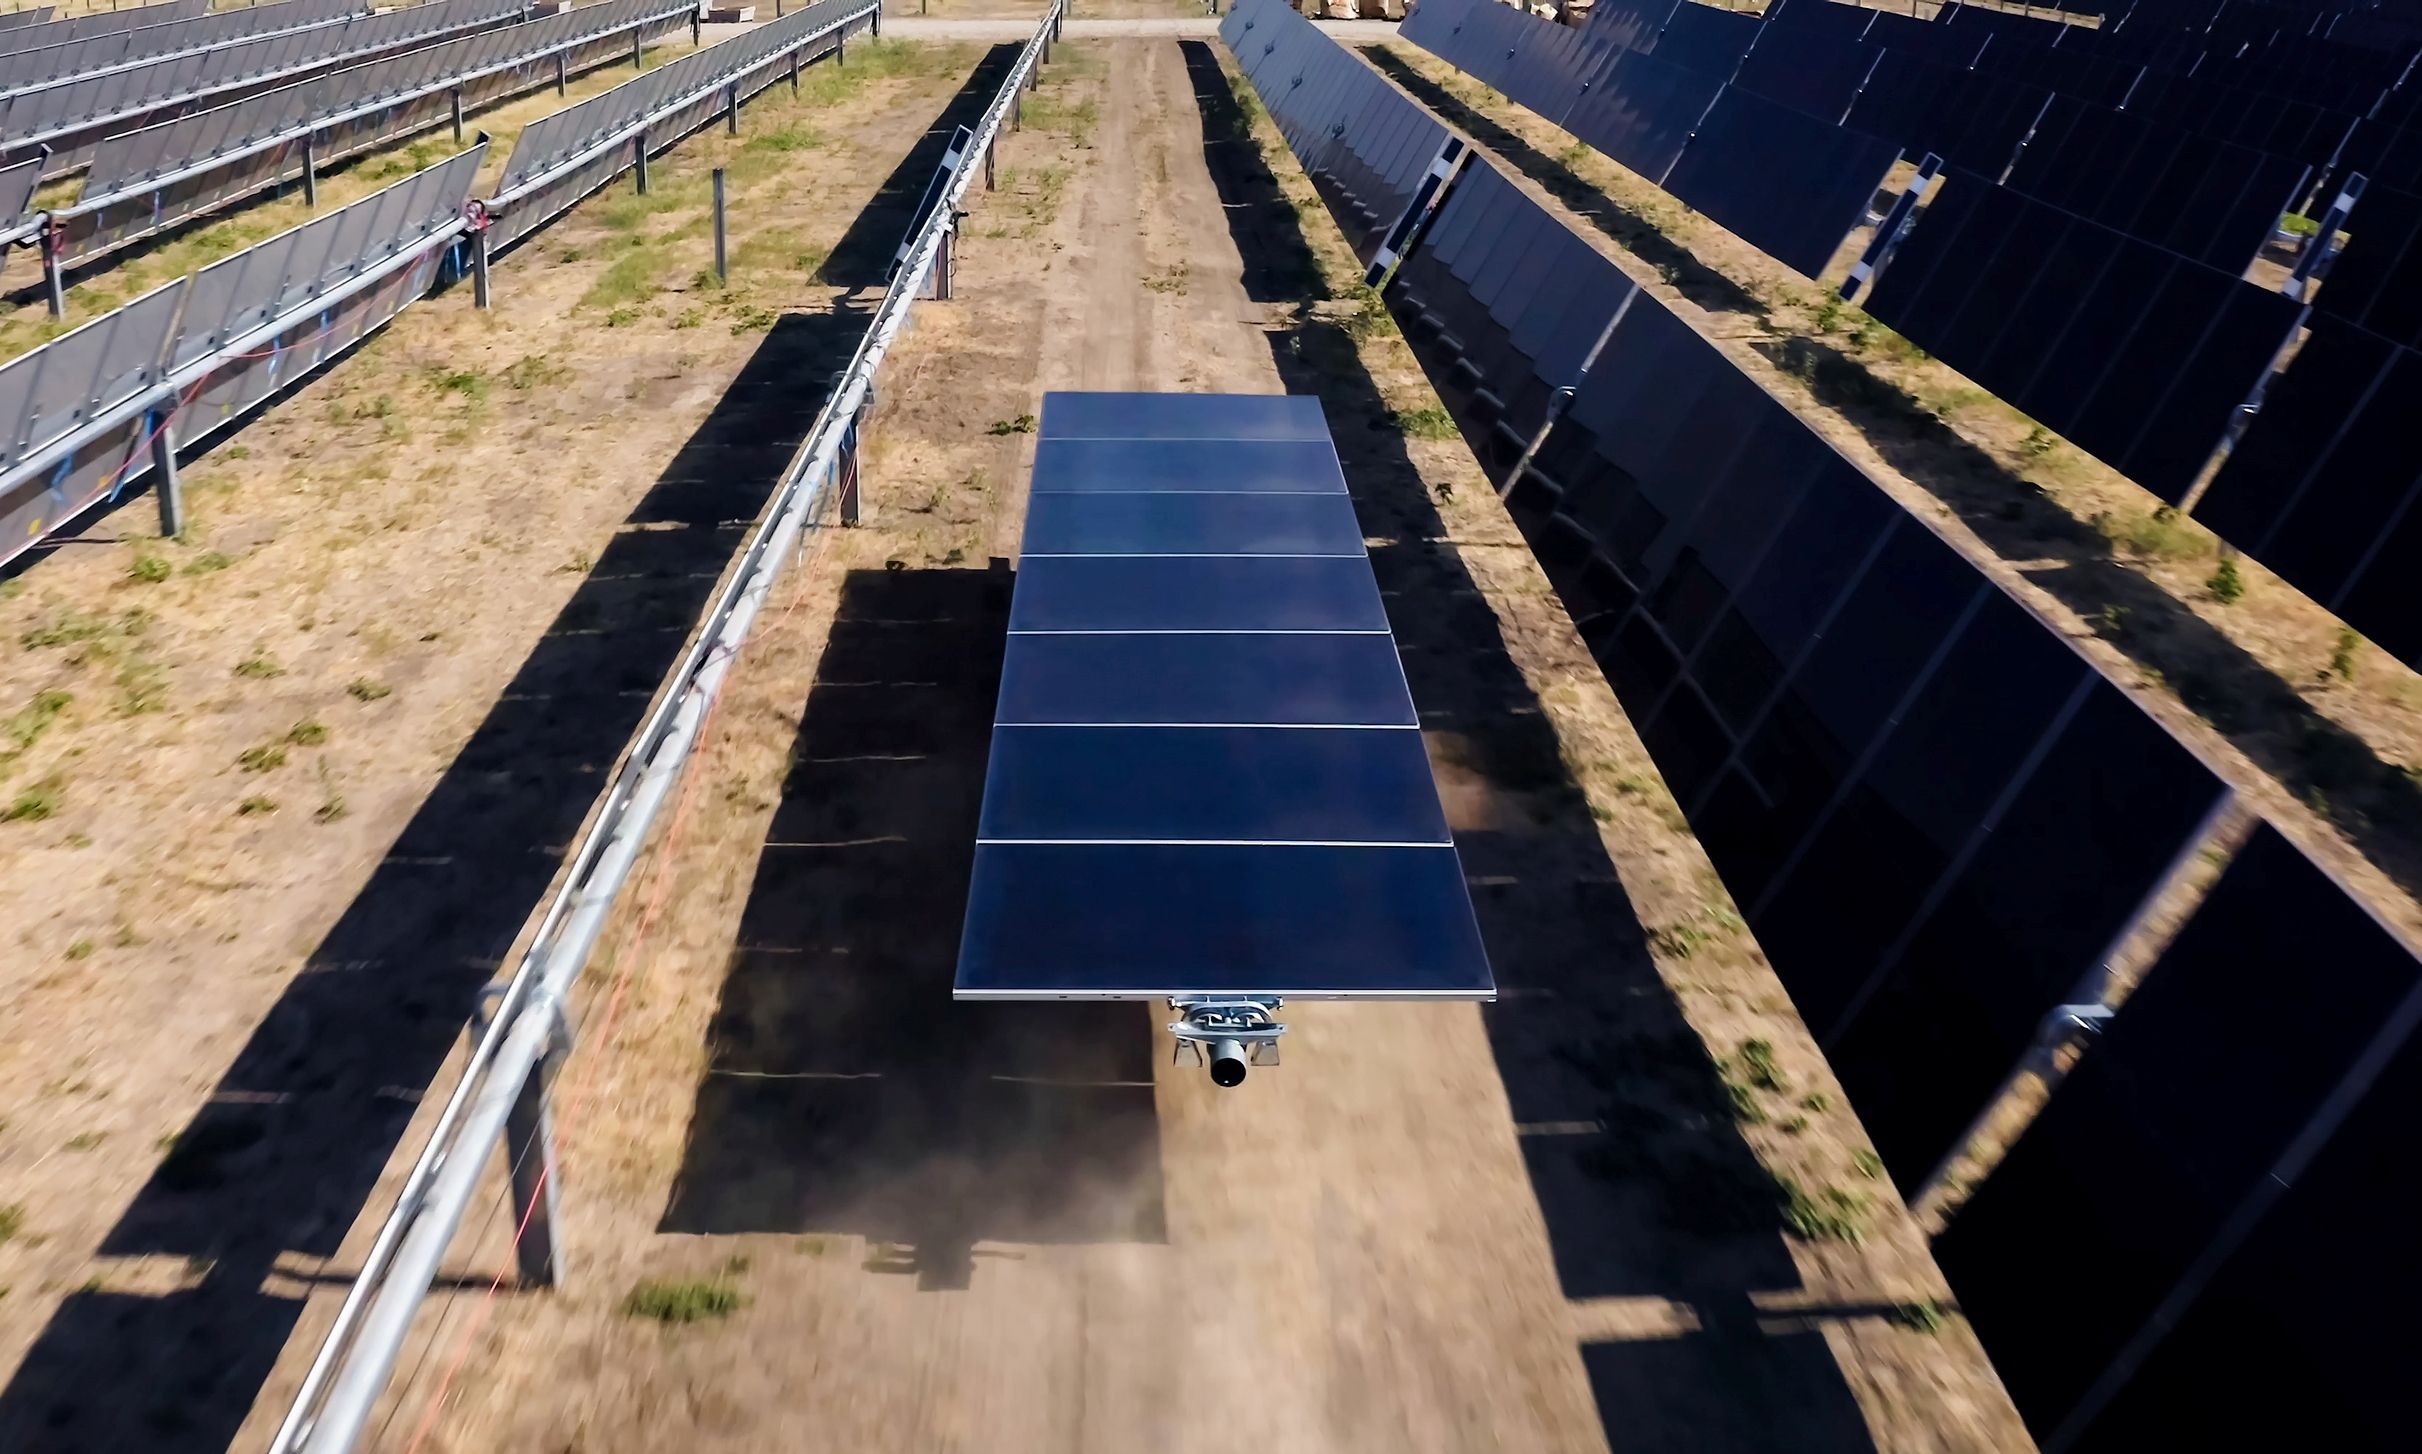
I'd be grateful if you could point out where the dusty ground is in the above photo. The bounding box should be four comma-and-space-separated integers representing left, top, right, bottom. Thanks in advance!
230, 32, 2039, 1454
0, 35, 994, 1451
1366, 40, 2422, 950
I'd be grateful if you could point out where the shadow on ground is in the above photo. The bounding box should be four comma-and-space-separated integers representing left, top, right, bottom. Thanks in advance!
823, 43, 1022, 287
656, 567, 1166, 1291
1185, 40, 1878, 1454
0, 307, 868, 1452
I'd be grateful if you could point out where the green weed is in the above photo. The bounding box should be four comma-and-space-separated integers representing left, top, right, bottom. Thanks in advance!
988, 415, 1038, 436
623, 1276, 744, 1324
2207, 556, 2245, 605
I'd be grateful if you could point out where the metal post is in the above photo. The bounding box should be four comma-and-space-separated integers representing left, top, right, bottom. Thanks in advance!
1012, 88, 1022, 131
472, 225, 492, 309
725, 83, 738, 135
984, 140, 995, 191
632, 27, 643, 67
689, 10, 699, 46
473, 990, 565, 1289
40, 224, 64, 320
934, 222, 955, 301
838, 409, 862, 525
790, 44, 800, 92
635, 129, 649, 194
301, 131, 318, 208
712, 168, 727, 284
150, 415, 182, 539
837, 32, 845, 66
557, 51, 568, 94
450, 86, 464, 143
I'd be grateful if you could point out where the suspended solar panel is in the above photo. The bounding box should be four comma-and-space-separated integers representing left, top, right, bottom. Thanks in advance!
1860, 168, 2303, 502
2310, 179, 2422, 348
1731, 26, 1878, 125
0, 0, 205, 59
0, 0, 361, 95
955, 392, 1493, 1003
1935, 825, 2421, 1449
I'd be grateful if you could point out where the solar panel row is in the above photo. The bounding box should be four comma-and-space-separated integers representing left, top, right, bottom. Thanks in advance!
2310, 178, 2422, 350
0, 0, 203, 60
58, 0, 692, 266
955, 392, 1493, 1002
1936, 824, 2422, 1449
0, 141, 478, 572
2191, 316, 2422, 667
1220, 0, 1457, 264
0, 8, 58, 38
488, 0, 875, 251
1400, 0, 1895, 277
1226, 10, 2233, 1188
0, 0, 524, 177
0, 0, 361, 97
1862, 167, 2303, 503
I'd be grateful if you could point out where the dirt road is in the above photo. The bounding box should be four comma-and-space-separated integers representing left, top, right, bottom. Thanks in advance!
278, 33, 2031, 1454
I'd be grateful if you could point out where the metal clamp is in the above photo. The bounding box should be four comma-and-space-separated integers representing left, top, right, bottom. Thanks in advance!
1168, 997, 1287, 1087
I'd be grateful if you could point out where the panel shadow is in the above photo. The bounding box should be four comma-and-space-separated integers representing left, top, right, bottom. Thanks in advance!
657, 566, 1167, 1292
821, 43, 1023, 287
1581, 1308, 1880, 1454
0, 308, 870, 1453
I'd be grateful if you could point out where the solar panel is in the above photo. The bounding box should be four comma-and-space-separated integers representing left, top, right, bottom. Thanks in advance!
955, 391, 1493, 1005
1862, 168, 2303, 502
1662, 85, 1899, 277
1932, 824, 2422, 1446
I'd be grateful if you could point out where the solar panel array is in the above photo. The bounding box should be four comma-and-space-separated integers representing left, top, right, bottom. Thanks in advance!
175, 142, 485, 441
0, 9, 58, 37
0, 0, 361, 96
487, 0, 875, 251
1221, 0, 1456, 263
1226, 1, 2232, 1189
955, 391, 1494, 1002
0, 0, 525, 177
1399, 0, 1898, 277
0, 275, 186, 561
59, 0, 691, 265
2190, 316, 2422, 667
0, 0, 205, 59
1935, 824, 2422, 1449
0, 143, 482, 572
1861, 167, 2304, 503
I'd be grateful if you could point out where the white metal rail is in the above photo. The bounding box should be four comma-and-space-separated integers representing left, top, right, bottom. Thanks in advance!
264, 4, 1066, 1449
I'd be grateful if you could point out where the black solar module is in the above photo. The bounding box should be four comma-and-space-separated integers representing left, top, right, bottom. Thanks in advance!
954, 392, 1494, 1002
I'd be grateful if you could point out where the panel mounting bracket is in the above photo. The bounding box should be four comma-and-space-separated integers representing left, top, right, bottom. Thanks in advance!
1169, 996, 1287, 1086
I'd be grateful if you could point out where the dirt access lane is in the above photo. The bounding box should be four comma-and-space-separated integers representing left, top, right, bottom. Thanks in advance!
0, 39, 992, 1454
372, 33, 2026, 1454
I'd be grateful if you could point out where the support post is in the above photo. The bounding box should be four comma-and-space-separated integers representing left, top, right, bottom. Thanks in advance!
712, 168, 727, 285
837, 32, 845, 66
789, 44, 800, 92
632, 27, 643, 68
472, 989, 565, 1289
150, 414, 182, 539
690, 10, 700, 46
725, 83, 738, 136
450, 86, 464, 143
557, 51, 568, 94
934, 222, 955, 301
984, 140, 995, 191
838, 407, 862, 525
1012, 88, 1022, 131
472, 224, 492, 309
40, 223, 64, 320
302, 131, 318, 208
635, 129, 650, 194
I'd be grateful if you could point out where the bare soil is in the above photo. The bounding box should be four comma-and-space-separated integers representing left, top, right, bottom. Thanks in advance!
258, 34, 2031, 1454
0, 37, 992, 1451
1367, 39, 2422, 952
